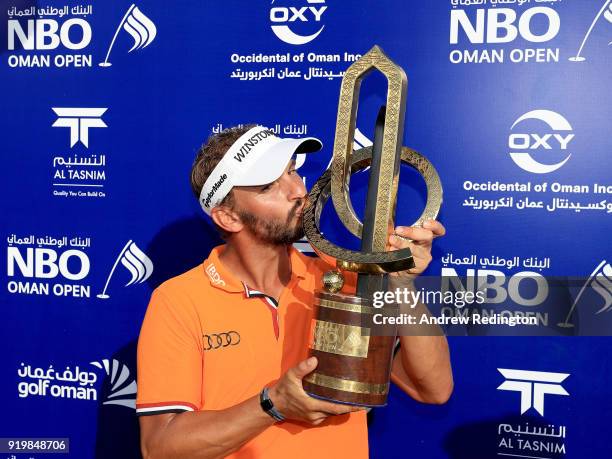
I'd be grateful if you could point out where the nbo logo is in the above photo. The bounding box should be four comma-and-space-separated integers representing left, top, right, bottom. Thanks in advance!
442, 268, 549, 306
270, 0, 327, 45
450, 7, 560, 44
509, 110, 574, 174
8, 19, 92, 50
7, 247, 90, 281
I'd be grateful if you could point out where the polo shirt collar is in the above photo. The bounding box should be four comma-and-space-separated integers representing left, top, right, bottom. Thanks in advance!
202, 244, 309, 294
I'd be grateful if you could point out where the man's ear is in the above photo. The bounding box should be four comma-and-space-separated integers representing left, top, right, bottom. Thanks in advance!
211, 206, 243, 235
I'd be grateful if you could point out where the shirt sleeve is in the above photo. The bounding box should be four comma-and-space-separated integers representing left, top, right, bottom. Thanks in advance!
136, 287, 203, 416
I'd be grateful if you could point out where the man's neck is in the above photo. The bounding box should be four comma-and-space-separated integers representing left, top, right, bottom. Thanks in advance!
219, 238, 292, 301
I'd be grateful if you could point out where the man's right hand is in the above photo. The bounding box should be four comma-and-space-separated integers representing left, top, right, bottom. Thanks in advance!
268, 356, 363, 425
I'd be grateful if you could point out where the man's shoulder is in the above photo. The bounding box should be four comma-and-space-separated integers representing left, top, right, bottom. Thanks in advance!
154, 262, 211, 301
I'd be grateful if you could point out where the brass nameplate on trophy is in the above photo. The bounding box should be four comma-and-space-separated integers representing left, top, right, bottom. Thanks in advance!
311, 320, 370, 358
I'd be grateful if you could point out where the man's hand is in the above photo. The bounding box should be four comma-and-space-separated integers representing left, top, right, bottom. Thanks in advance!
388, 219, 446, 279
268, 357, 361, 425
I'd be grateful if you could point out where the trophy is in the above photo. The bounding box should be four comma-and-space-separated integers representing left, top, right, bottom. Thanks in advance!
301, 46, 443, 406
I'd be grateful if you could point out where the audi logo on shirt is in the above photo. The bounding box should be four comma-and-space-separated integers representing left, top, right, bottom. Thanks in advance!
202, 331, 241, 350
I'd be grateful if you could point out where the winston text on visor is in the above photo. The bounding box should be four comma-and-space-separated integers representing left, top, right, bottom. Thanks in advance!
232, 129, 275, 162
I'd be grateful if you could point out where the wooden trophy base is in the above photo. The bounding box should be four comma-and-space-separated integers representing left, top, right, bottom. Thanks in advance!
302, 291, 396, 407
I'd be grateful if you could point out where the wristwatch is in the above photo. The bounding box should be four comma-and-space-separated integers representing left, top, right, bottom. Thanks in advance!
260, 387, 285, 422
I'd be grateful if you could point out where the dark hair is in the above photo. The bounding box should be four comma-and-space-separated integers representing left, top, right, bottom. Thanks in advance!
190, 124, 256, 237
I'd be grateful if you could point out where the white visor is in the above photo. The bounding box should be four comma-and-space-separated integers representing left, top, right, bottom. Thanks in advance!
199, 125, 322, 215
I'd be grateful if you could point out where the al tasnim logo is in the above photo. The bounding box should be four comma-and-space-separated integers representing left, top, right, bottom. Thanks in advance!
52, 108, 108, 148
497, 368, 569, 416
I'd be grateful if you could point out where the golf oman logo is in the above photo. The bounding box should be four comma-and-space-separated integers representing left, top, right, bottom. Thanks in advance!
558, 260, 612, 328
270, 0, 327, 45
508, 110, 574, 174
90, 359, 137, 409
569, 0, 612, 62
52, 108, 108, 148
97, 240, 153, 299
99, 3, 157, 67
497, 368, 569, 416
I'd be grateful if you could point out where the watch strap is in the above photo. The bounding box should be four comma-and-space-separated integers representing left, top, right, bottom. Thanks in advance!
260, 387, 285, 422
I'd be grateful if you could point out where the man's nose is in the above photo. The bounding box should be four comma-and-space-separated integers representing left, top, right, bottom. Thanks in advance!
281, 173, 306, 200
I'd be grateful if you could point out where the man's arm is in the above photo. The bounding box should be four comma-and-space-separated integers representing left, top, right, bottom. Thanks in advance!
387, 221, 454, 405
392, 310, 453, 404
140, 357, 361, 459
140, 394, 273, 459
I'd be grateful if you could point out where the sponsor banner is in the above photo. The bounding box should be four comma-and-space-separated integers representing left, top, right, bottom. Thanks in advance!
229, 1, 364, 83
496, 368, 569, 457
5, 2, 157, 69
458, 109, 612, 216
6, 233, 153, 300
17, 358, 136, 408
448, 0, 612, 65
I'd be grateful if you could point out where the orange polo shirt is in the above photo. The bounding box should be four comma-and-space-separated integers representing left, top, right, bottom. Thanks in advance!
136, 244, 368, 458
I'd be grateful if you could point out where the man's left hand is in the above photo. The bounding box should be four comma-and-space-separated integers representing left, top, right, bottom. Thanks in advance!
388, 219, 446, 279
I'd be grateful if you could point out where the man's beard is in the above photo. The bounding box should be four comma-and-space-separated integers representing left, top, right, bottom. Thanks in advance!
237, 200, 304, 245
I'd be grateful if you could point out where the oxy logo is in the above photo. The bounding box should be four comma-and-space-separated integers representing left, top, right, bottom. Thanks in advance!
90, 359, 137, 409
97, 240, 153, 299
99, 3, 157, 67
569, 0, 612, 62
270, 0, 327, 45
508, 110, 574, 174
52, 107, 107, 148
450, 7, 560, 44
497, 368, 569, 416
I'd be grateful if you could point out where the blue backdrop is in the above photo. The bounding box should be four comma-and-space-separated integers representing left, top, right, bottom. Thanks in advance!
2, 0, 611, 457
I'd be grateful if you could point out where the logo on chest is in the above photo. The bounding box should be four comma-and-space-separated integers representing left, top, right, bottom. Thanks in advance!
203, 331, 241, 351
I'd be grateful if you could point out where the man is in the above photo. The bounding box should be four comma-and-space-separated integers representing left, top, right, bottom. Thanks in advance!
136, 125, 453, 459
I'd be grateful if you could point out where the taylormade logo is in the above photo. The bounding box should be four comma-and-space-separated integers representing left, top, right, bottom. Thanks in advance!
203, 173, 227, 208
233, 129, 275, 162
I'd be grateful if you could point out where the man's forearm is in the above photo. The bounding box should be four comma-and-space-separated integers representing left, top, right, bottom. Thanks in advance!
144, 394, 275, 459
397, 332, 453, 404
390, 277, 453, 404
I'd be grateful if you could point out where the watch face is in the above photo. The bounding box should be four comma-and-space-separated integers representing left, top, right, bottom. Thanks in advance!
261, 398, 274, 411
